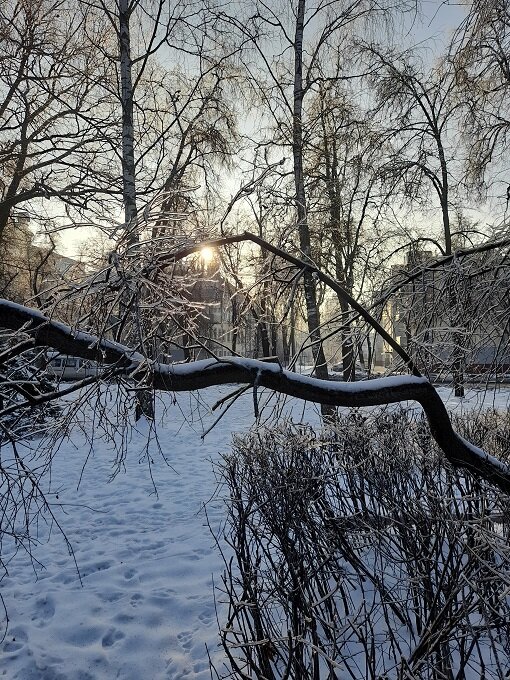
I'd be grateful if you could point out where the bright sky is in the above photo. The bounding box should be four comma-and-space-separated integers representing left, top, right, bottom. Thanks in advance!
56, 0, 469, 261
409, 0, 466, 45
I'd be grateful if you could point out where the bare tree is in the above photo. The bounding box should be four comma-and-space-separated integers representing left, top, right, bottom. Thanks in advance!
218, 0, 414, 386
363, 45, 472, 395
118, 0, 137, 226
0, 0, 116, 237
306, 74, 397, 380
452, 0, 510, 198
364, 46, 463, 257
73, 0, 239, 416
291, 0, 328, 380
78, 0, 238, 217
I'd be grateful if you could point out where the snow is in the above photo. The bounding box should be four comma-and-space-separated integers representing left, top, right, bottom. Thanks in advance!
282, 368, 430, 391
154, 356, 278, 378
0, 386, 318, 679
1, 382, 509, 679
0, 298, 145, 364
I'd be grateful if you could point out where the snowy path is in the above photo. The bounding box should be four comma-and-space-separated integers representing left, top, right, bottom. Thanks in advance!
0, 387, 279, 680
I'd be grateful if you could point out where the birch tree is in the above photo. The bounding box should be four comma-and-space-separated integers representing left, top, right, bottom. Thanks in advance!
78, 0, 238, 416
118, 0, 137, 227
80, 0, 237, 223
292, 0, 328, 380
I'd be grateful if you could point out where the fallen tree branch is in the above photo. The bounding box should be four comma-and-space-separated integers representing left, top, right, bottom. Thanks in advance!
1, 299, 509, 494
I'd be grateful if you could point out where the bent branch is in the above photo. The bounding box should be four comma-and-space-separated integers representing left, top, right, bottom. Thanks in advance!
160, 231, 422, 376
1, 299, 509, 494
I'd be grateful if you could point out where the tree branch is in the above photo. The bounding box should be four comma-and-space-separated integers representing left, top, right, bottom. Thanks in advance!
155, 231, 422, 376
1, 299, 509, 494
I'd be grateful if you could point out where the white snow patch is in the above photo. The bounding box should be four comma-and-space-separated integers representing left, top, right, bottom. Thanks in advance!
0, 386, 317, 680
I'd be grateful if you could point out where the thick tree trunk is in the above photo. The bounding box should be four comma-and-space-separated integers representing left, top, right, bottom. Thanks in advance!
0, 201, 14, 242
259, 273, 272, 357
438, 143, 451, 259
119, 0, 153, 419
257, 320, 271, 358
293, 0, 329, 384
0, 132, 29, 241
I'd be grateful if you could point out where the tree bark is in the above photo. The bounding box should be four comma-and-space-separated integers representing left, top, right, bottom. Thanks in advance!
438, 134, 464, 397
119, 0, 137, 228
118, 0, 153, 418
293, 0, 329, 382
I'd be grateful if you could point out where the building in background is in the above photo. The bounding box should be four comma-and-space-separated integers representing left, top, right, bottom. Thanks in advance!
0, 211, 84, 309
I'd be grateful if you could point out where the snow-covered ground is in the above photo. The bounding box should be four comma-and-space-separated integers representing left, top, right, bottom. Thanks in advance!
0, 386, 320, 680
0, 383, 508, 679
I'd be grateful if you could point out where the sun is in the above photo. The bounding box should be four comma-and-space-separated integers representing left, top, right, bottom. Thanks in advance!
200, 246, 214, 265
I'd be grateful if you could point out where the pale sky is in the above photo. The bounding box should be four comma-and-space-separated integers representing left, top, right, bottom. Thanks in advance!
406, 0, 467, 49
58, 0, 469, 260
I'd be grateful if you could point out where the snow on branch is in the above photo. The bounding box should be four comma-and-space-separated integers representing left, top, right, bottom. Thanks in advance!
1, 298, 510, 494
368, 233, 510, 314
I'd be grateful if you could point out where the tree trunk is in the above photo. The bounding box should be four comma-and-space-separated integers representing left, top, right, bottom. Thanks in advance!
119, 0, 137, 228
438, 139, 464, 397
339, 297, 356, 382
257, 318, 271, 358
119, 0, 153, 418
318, 89, 357, 382
293, 0, 329, 384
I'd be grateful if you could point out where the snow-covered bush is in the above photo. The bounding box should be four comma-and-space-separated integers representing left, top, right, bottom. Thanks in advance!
216, 409, 510, 679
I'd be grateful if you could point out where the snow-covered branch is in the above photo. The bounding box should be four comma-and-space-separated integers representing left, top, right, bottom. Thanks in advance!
1, 298, 509, 494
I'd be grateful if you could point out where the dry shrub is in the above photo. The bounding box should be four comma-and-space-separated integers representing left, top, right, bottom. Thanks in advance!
214, 407, 510, 679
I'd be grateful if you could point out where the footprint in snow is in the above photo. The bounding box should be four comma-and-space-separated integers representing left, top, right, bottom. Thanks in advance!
198, 609, 213, 625
101, 627, 125, 648
2, 626, 28, 652
130, 592, 144, 607
177, 630, 193, 651
31, 595, 55, 626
